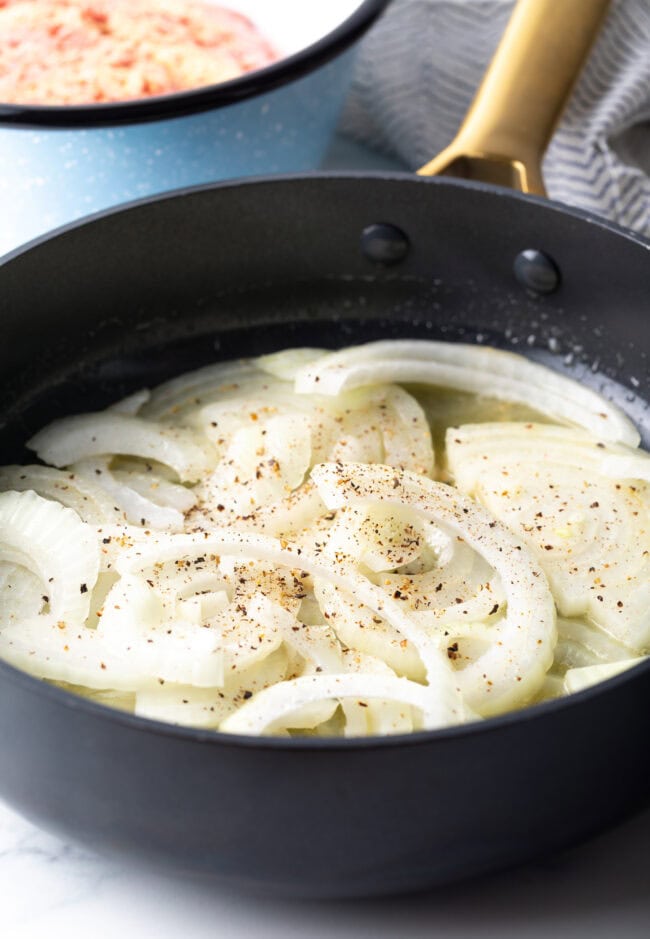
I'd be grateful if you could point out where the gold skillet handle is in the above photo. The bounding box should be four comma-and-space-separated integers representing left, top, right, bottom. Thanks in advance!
417, 0, 611, 194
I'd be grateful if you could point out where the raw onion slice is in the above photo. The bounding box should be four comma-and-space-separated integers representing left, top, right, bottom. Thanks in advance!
294, 340, 639, 446
97, 575, 224, 687
464, 462, 650, 651
74, 458, 186, 531
314, 578, 425, 680
111, 469, 197, 513
245, 590, 344, 676
0, 615, 142, 689
0, 464, 121, 524
115, 528, 466, 725
260, 611, 344, 731
198, 382, 432, 471
220, 672, 447, 736
140, 359, 263, 422
215, 591, 286, 675
136, 597, 342, 732
564, 658, 643, 694
93, 523, 154, 572
198, 387, 323, 451
134, 646, 290, 728
0, 563, 44, 623
0, 614, 215, 691
220, 481, 327, 539
256, 348, 327, 380
446, 423, 650, 493
447, 422, 650, 651
321, 502, 505, 624
321, 503, 430, 573
1, 561, 222, 691
220, 559, 304, 616
554, 617, 637, 671
109, 388, 151, 415
340, 650, 415, 736
199, 412, 312, 515
0, 490, 99, 625
600, 454, 650, 482
312, 462, 556, 715
284, 618, 344, 674
29, 413, 213, 482
364, 385, 434, 476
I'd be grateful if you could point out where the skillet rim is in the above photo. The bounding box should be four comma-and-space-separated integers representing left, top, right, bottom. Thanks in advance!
1, 171, 649, 266
1, 170, 649, 751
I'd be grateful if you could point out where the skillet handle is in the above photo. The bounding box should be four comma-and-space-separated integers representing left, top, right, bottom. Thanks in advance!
417, 0, 610, 195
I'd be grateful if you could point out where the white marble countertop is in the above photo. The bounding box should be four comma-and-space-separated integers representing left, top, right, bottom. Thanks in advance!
4, 797, 650, 938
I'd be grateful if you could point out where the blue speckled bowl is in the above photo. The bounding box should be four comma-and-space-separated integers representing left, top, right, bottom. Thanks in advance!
0, 0, 389, 254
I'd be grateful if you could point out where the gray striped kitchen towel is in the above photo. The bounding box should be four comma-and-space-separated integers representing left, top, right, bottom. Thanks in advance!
340, 0, 650, 237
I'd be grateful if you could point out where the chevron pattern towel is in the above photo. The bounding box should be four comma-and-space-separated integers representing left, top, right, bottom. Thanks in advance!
340, 0, 650, 237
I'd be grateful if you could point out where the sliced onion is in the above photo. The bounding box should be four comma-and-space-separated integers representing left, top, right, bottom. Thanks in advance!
0, 464, 121, 524
29, 412, 213, 482
97, 574, 165, 635
220, 672, 448, 735
97, 574, 224, 687
215, 481, 328, 539
321, 503, 428, 573
198, 412, 312, 516
564, 658, 643, 694
554, 616, 637, 671
314, 578, 425, 680
0, 562, 44, 623
74, 458, 186, 531
339, 650, 415, 736
311, 462, 556, 715
134, 646, 290, 728
457, 462, 650, 652
0, 615, 144, 689
92, 522, 154, 572
255, 348, 327, 380
111, 469, 197, 513
140, 359, 262, 422
447, 422, 650, 652
115, 527, 466, 726
294, 340, 639, 446
446, 423, 648, 493
109, 388, 151, 415
4, 339, 644, 736
285, 619, 344, 674
372, 385, 434, 476
0, 613, 216, 691
600, 454, 650, 482
0, 490, 99, 626
320, 502, 504, 626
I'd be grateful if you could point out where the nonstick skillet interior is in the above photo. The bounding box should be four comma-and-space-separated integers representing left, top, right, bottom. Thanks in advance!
1, 174, 650, 897
2, 175, 649, 453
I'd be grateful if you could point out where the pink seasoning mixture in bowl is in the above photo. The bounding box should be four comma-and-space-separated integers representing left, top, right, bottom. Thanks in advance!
0, 0, 279, 104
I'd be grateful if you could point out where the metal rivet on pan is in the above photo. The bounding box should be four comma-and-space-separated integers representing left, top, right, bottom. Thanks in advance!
361, 223, 410, 265
513, 249, 561, 294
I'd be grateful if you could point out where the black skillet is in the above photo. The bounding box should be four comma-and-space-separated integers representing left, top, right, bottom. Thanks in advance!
0, 0, 649, 898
